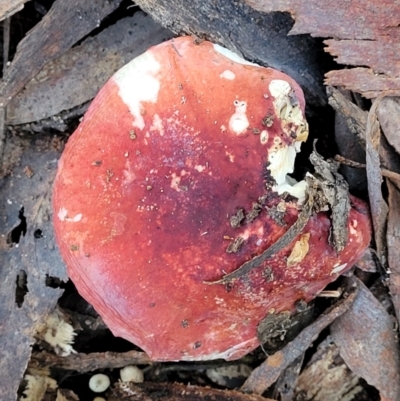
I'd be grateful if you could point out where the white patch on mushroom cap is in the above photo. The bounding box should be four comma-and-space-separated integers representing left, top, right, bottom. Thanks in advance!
220, 70, 236, 80
57, 207, 82, 222
269, 79, 292, 99
180, 337, 258, 361
213, 44, 258, 66
58, 207, 68, 221
331, 263, 348, 275
269, 79, 308, 143
194, 165, 206, 172
273, 179, 307, 204
229, 100, 249, 135
268, 144, 308, 203
268, 145, 296, 186
260, 130, 269, 145
113, 52, 161, 131
150, 113, 164, 136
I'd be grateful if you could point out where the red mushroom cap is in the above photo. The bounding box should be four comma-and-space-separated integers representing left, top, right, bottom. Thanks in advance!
53, 37, 371, 361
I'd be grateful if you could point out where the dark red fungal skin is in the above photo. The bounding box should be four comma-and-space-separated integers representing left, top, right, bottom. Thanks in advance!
53, 37, 371, 361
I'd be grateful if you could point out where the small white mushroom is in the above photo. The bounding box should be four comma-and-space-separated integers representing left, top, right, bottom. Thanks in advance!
120, 365, 144, 383
89, 373, 110, 393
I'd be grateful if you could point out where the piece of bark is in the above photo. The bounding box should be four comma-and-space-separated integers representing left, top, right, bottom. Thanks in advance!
29, 350, 152, 373
295, 336, 371, 401
245, 0, 400, 39
325, 39, 400, 77
241, 285, 357, 395
245, 1, 400, 98
133, 0, 327, 109
331, 278, 400, 401
0, 0, 29, 20
387, 180, 400, 325
6, 13, 173, 125
111, 381, 274, 401
0, 135, 67, 401
325, 68, 400, 99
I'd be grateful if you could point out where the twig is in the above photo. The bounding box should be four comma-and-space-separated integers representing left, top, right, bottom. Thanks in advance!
29, 350, 152, 373
241, 282, 358, 395
334, 154, 400, 184
111, 381, 272, 401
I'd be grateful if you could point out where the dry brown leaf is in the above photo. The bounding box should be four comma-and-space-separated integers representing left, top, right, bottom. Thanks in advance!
0, 135, 68, 401
286, 233, 310, 267
331, 278, 400, 401
387, 180, 400, 325
6, 13, 172, 125
365, 96, 388, 265
0, 0, 123, 104
377, 97, 400, 155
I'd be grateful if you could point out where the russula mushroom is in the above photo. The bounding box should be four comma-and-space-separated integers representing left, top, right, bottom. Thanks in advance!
53, 36, 371, 361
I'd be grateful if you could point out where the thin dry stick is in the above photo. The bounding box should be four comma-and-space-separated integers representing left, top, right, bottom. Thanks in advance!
29, 350, 152, 373
334, 154, 400, 184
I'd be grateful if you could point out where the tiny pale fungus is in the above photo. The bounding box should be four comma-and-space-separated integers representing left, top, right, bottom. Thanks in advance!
120, 365, 144, 383
53, 37, 371, 361
89, 373, 110, 393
